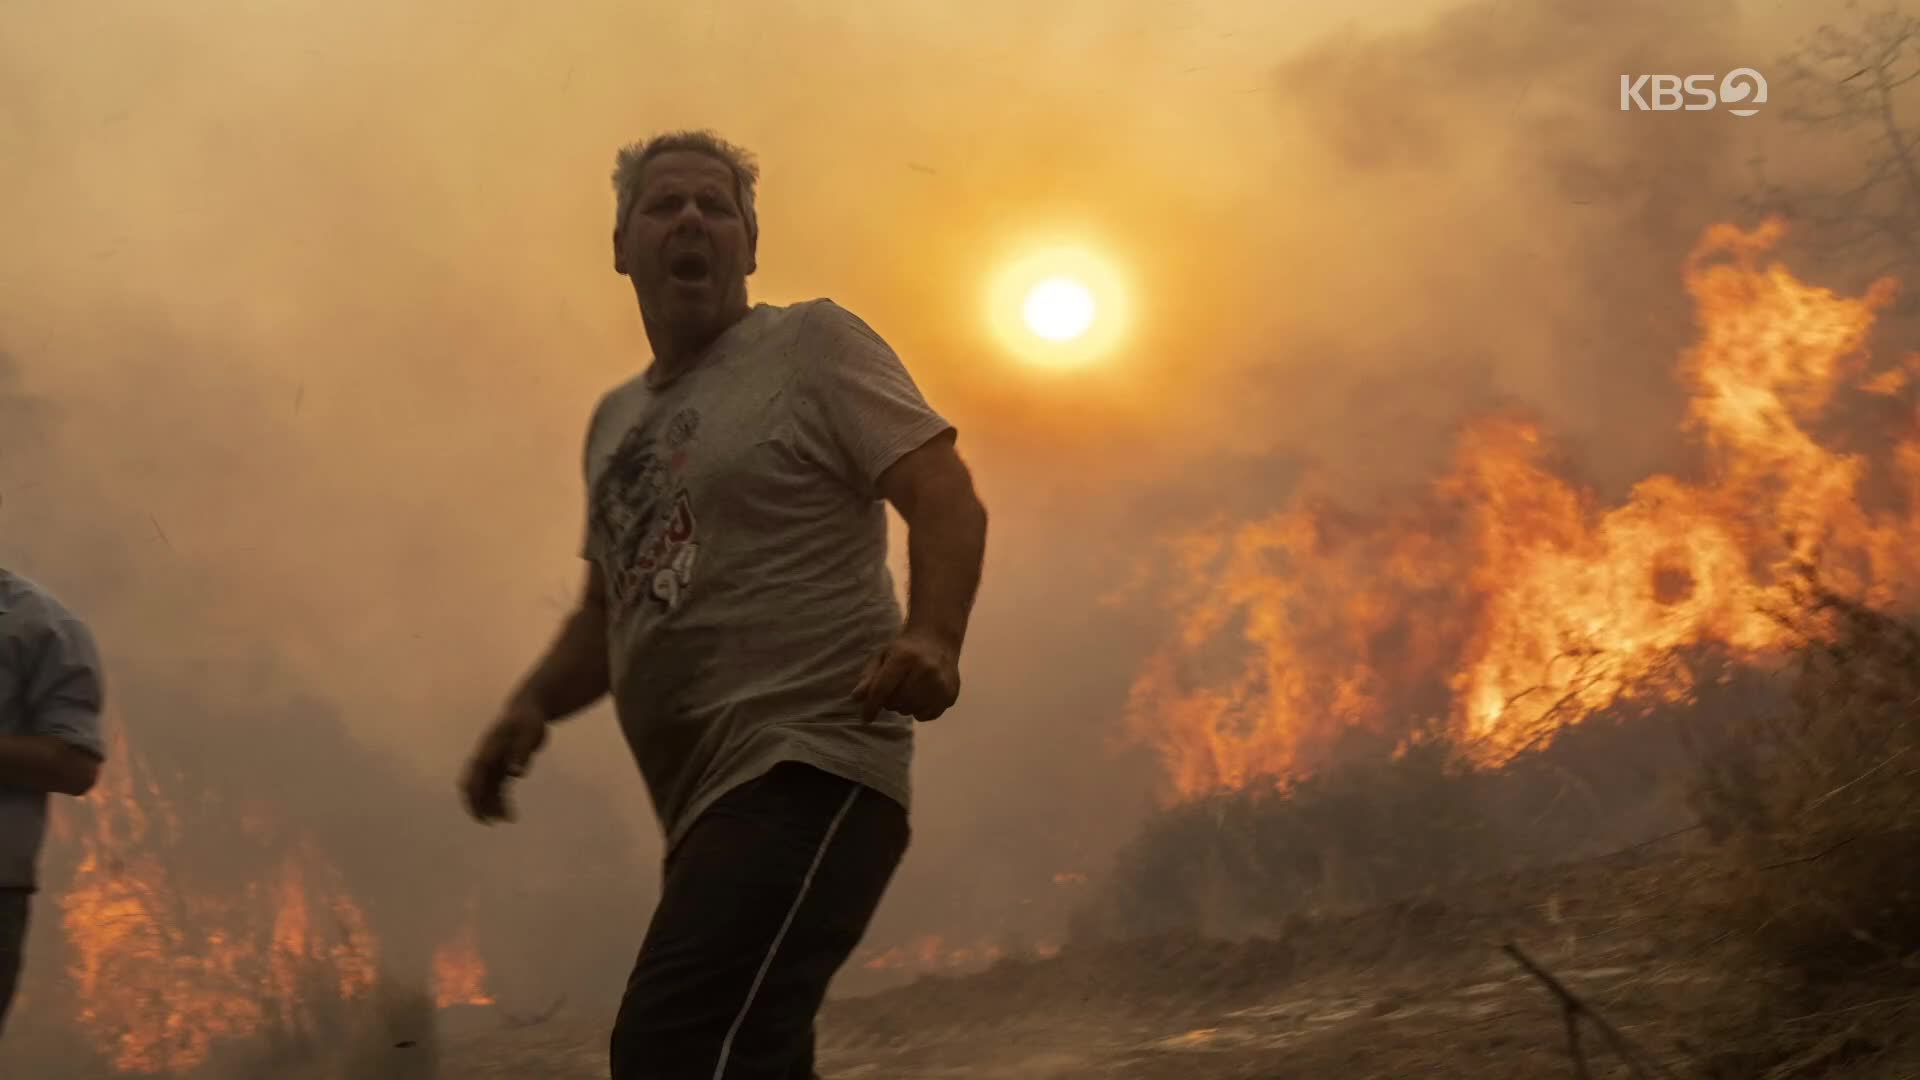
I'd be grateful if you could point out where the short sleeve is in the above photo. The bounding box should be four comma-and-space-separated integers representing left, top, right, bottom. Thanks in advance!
794, 300, 955, 499
27, 615, 106, 760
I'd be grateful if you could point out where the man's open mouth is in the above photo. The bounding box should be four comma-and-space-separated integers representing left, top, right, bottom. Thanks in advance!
668, 252, 711, 283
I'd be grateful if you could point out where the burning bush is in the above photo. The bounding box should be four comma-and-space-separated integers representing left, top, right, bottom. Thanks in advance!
1690, 578, 1920, 983
0, 649, 514, 1078
1079, 216, 1920, 946
18, 712, 452, 1078
1119, 217, 1916, 804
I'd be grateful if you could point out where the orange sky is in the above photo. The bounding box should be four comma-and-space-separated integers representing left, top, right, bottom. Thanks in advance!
0, 0, 1850, 1005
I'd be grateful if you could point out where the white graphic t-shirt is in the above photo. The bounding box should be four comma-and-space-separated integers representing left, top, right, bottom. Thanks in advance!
581, 299, 954, 851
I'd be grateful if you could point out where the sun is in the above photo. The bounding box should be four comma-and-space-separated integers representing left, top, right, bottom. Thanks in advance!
987, 243, 1129, 369
1023, 277, 1097, 342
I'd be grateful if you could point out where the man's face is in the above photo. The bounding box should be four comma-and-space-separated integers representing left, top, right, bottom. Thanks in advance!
615, 150, 754, 338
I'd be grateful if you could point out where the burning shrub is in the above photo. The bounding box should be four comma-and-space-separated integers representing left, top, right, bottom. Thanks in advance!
3, 649, 526, 1078
1080, 218, 1920, 967
1690, 579, 1920, 982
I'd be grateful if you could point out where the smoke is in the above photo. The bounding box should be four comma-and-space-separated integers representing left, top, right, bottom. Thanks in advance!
0, 0, 1863, 1048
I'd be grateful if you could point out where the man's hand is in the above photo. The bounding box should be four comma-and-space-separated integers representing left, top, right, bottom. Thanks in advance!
460, 698, 550, 824
852, 629, 961, 723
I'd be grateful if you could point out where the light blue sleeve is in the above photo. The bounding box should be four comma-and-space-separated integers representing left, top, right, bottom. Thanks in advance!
27, 615, 106, 760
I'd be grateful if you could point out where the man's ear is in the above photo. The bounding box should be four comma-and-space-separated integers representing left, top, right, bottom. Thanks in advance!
613, 227, 627, 275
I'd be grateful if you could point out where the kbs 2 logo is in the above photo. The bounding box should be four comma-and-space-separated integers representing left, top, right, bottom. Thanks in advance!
1619, 69, 1767, 116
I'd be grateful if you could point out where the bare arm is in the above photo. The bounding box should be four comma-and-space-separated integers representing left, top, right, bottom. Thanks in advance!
0, 735, 100, 797
879, 431, 989, 652
507, 561, 612, 724
461, 562, 610, 823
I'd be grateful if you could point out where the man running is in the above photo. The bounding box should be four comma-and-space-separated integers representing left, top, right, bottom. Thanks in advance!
459, 129, 989, 1079
0, 567, 106, 1039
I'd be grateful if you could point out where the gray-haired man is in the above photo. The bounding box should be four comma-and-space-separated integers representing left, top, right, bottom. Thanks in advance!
460, 130, 989, 1078
0, 568, 106, 1037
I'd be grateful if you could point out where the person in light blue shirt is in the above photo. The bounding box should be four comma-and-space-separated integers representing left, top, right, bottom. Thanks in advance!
0, 568, 105, 1037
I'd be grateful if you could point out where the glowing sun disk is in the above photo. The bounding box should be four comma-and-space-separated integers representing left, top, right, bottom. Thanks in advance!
1023, 277, 1097, 341
988, 243, 1130, 370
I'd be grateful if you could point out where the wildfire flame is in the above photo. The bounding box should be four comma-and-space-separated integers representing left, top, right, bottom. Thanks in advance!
52, 721, 491, 1073
1126, 220, 1920, 800
54, 724, 380, 1073
431, 916, 496, 1009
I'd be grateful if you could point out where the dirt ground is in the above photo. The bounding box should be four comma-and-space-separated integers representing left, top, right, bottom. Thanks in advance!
437, 847, 1920, 1079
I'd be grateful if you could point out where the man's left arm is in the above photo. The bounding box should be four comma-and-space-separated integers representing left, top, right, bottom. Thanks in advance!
881, 431, 987, 651
794, 300, 988, 722
0, 617, 105, 797
861, 431, 988, 720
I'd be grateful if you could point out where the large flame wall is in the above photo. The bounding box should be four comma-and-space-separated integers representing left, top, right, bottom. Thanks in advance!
1125, 221, 1919, 801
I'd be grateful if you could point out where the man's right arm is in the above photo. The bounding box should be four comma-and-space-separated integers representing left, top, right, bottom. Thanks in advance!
462, 561, 611, 822
505, 561, 612, 724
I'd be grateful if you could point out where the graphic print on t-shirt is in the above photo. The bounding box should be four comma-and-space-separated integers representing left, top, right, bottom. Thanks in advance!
591, 407, 702, 615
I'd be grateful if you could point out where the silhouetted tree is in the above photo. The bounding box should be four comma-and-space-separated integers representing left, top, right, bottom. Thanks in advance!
1746, 2, 1920, 306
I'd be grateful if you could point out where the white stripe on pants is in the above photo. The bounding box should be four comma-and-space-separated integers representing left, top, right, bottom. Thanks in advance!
710, 782, 862, 1079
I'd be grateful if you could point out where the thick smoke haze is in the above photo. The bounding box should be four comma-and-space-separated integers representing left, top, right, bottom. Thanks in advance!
0, 0, 1857, 1024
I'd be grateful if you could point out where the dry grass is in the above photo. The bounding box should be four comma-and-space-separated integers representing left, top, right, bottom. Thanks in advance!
1074, 708, 1698, 943
1688, 578, 1920, 985
1075, 741, 1496, 939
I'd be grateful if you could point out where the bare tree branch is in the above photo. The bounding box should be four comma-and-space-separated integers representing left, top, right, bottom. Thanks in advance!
1504, 943, 1683, 1080
1757, 3, 1920, 287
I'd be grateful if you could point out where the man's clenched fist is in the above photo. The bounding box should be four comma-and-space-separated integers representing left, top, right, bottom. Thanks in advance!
852, 629, 961, 723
